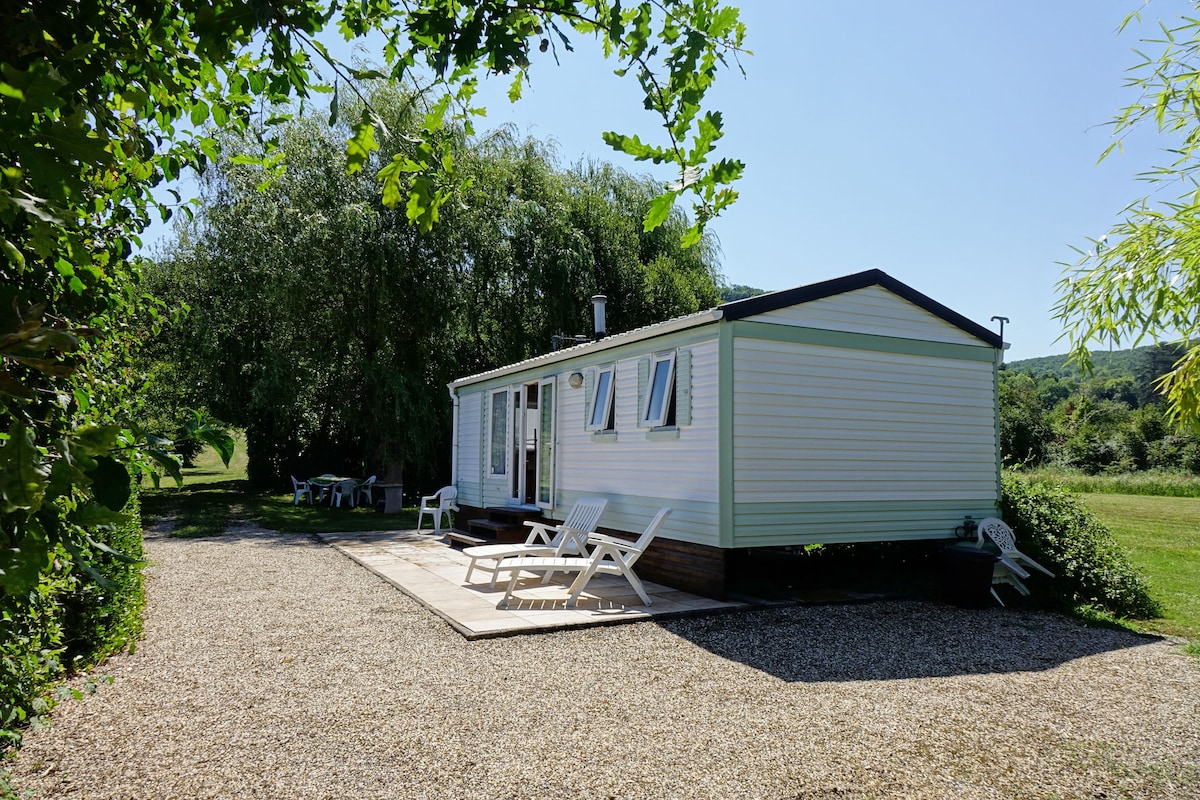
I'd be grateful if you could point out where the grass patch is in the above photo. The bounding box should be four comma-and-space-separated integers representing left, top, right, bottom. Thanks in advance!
1078, 492, 1200, 641
180, 433, 249, 486
142, 441, 419, 536
248, 493, 419, 534
1018, 468, 1200, 498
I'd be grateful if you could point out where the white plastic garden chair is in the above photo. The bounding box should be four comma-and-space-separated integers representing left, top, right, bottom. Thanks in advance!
463, 497, 608, 586
290, 475, 312, 506
311, 474, 336, 504
332, 478, 358, 508
417, 486, 458, 534
495, 507, 672, 609
357, 475, 377, 507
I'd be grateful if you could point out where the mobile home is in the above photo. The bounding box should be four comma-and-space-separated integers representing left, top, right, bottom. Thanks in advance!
447, 270, 1004, 597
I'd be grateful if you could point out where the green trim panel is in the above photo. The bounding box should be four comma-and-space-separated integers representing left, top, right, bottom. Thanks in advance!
993, 352, 1003, 504
731, 320, 996, 362
718, 322, 735, 548
733, 499, 999, 548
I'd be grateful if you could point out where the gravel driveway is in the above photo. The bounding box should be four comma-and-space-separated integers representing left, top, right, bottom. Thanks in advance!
7, 526, 1200, 799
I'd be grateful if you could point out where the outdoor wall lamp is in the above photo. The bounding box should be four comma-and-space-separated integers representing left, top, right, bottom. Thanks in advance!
568, 371, 584, 388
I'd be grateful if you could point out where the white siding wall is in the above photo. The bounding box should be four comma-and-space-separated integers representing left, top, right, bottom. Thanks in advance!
747, 285, 984, 346
552, 339, 721, 545
450, 338, 721, 546
455, 391, 483, 506
733, 338, 997, 503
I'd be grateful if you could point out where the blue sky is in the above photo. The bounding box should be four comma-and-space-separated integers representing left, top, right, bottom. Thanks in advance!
147, 1, 1192, 361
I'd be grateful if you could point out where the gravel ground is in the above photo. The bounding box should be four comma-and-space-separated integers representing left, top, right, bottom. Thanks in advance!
6, 526, 1200, 800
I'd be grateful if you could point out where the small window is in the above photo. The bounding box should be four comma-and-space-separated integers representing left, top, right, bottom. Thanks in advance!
488, 389, 508, 475
641, 352, 676, 428
588, 367, 616, 431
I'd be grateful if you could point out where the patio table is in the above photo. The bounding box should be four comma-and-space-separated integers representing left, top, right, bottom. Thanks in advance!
308, 476, 360, 505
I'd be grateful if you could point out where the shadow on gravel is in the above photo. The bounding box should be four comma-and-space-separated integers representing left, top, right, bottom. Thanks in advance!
143, 525, 379, 550
658, 601, 1162, 682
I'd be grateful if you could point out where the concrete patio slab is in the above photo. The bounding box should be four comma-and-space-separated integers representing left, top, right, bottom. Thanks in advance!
316, 529, 750, 639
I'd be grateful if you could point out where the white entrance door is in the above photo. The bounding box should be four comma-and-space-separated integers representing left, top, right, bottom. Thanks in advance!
534, 378, 555, 508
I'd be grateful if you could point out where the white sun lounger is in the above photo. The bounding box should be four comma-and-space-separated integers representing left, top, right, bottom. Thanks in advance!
495, 507, 672, 609
463, 498, 608, 587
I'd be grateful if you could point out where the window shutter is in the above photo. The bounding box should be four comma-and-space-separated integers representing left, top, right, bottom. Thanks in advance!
637, 357, 650, 427
583, 368, 595, 429
676, 349, 692, 426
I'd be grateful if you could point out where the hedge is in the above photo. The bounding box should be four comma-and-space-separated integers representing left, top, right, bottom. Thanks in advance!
1, 492, 145, 750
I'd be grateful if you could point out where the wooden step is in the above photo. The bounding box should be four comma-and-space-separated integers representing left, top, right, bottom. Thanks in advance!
466, 518, 530, 544
484, 506, 543, 525
446, 529, 487, 549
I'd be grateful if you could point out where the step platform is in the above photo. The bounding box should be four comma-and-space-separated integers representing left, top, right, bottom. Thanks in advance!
453, 505, 545, 547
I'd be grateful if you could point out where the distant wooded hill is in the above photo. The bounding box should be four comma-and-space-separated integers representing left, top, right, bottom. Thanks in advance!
1008, 347, 1137, 379
719, 284, 766, 303
1000, 342, 1198, 474
1007, 345, 1172, 380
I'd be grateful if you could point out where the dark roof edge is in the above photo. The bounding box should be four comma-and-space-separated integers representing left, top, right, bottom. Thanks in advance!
718, 269, 1003, 349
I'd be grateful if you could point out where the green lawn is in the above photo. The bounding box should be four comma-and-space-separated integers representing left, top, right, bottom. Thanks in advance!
1079, 492, 1200, 641
141, 442, 419, 537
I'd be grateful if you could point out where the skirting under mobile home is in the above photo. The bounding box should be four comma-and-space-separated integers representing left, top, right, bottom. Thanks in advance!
447, 270, 1004, 598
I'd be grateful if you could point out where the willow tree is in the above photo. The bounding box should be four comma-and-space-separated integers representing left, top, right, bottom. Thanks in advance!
148, 89, 723, 490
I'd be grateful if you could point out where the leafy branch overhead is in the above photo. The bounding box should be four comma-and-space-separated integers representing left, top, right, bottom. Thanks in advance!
0, 1, 744, 593
334, 0, 748, 239
1055, 6, 1200, 430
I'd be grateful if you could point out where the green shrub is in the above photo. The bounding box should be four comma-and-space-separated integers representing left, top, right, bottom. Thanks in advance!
1, 492, 145, 751
1000, 474, 1160, 619
60, 492, 145, 668
0, 554, 71, 750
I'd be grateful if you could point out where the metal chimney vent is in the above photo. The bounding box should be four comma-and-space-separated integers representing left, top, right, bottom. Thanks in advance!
591, 295, 607, 340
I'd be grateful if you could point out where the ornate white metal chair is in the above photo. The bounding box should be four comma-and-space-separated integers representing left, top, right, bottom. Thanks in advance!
977, 517, 1054, 604
977, 517, 1054, 578
463, 497, 608, 586
417, 486, 458, 533
495, 507, 672, 609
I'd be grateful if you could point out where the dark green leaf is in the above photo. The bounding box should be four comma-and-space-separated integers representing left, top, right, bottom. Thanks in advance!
87, 455, 131, 511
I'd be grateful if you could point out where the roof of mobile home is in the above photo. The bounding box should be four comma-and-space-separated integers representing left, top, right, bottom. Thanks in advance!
448, 269, 1003, 389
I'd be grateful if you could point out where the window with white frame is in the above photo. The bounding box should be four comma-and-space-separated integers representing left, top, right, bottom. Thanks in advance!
588, 366, 616, 431
641, 352, 676, 428
488, 389, 508, 475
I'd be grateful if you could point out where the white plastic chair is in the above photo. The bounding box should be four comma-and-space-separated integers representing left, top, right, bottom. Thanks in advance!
495, 507, 672, 609
464, 498, 608, 586
290, 476, 312, 506
357, 475, 377, 507
312, 474, 336, 504
417, 486, 458, 533
332, 479, 358, 508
